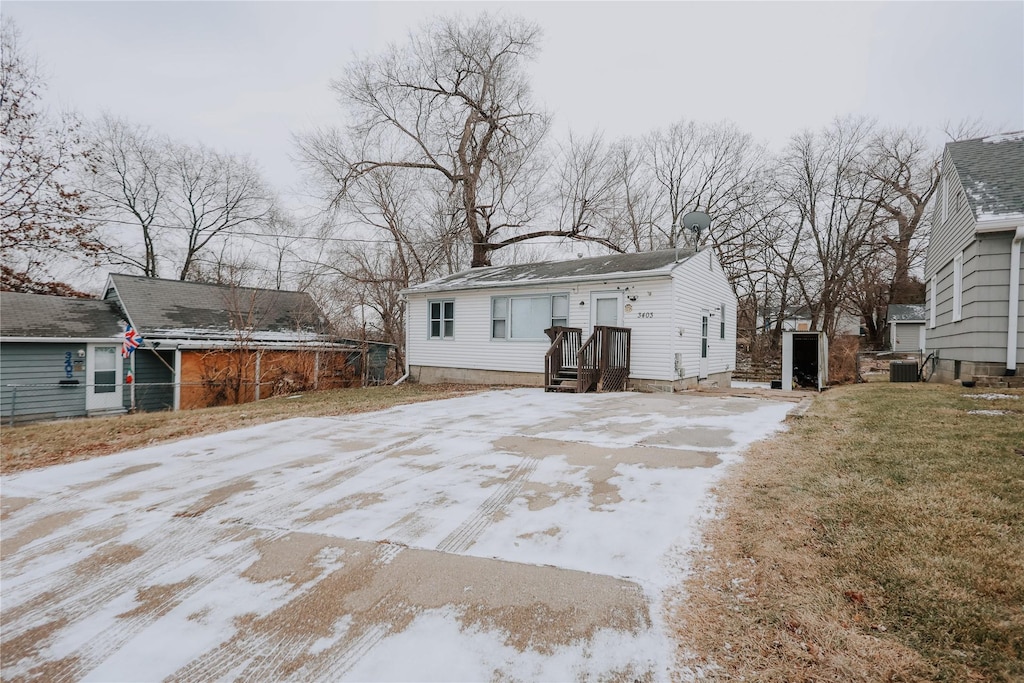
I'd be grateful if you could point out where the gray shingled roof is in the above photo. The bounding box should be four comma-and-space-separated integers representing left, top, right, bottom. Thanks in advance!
947, 132, 1024, 221
1, 292, 124, 339
406, 248, 697, 293
887, 303, 927, 322
108, 275, 328, 339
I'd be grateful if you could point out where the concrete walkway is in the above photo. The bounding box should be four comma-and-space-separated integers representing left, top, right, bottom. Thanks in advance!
1, 389, 795, 681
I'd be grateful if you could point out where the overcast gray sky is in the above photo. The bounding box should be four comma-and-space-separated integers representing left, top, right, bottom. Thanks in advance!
6, 1, 1023, 204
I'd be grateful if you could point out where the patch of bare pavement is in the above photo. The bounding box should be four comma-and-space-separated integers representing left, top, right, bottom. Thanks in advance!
1, 389, 796, 681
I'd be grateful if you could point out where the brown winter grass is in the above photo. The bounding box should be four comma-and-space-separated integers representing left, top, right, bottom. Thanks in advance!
0, 383, 487, 474
671, 382, 1024, 682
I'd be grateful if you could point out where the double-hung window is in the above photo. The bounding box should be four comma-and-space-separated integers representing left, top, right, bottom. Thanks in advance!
719, 303, 727, 339
429, 300, 454, 339
491, 294, 569, 340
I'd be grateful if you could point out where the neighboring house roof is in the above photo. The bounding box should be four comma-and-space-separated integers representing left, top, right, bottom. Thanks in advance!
0, 292, 124, 340
106, 274, 330, 342
947, 131, 1024, 222
405, 248, 698, 293
887, 303, 927, 323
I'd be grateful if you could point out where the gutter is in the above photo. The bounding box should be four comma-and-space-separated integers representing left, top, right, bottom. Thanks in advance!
1006, 225, 1024, 375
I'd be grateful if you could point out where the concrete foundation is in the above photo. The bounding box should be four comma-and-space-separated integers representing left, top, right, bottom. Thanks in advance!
410, 365, 732, 392
929, 358, 1024, 384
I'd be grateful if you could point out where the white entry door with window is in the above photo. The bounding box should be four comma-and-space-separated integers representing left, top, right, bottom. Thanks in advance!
699, 311, 710, 379
86, 344, 123, 411
590, 291, 623, 331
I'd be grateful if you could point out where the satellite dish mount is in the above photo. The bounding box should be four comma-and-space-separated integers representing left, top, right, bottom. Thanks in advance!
681, 211, 711, 248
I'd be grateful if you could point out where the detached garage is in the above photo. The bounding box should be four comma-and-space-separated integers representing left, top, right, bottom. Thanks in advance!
888, 304, 926, 354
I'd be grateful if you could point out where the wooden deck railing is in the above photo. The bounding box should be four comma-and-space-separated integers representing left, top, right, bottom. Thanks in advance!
545, 325, 630, 393
597, 326, 631, 391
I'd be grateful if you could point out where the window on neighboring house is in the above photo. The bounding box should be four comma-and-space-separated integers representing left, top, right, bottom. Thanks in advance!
491, 294, 569, 340
719, 303, 726, 339
429, 300, 454, 339
929, 276, 936, 328
952, 253, 963, 322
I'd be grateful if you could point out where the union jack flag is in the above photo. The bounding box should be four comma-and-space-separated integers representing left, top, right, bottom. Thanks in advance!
122, 325, 142, 358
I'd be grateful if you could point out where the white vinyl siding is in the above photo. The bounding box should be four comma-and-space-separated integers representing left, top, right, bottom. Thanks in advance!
409, 278, 676, 380
669, 250, 737, 380
406, 249, 737, 383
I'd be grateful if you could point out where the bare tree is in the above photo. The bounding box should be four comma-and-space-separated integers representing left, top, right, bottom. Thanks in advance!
0, 17, 98, 292
83, 115, 164, 276
778, 117, 880, 338
301, 14, 637, 266
166, 142, 275, 281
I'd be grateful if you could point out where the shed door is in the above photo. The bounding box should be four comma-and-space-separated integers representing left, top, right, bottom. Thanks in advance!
86, 344, 122, 411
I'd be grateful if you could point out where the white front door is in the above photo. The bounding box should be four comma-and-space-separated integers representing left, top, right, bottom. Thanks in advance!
590, 291, 623, 331
699, 311, 710, 379
86, 344, 123, 411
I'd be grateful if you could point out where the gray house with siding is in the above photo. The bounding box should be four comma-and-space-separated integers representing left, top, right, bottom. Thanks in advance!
923, 132, 1024, 382
0, 293, 133, 423
2, 276, 394, 423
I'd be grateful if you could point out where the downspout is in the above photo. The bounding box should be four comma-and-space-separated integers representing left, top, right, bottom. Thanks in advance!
393, 294, 410, 386
1006, 226, 1024, 375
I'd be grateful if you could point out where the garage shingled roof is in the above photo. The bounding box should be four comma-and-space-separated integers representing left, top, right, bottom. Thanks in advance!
887, 303, 927, 322
107, 274, 329, 339
0, 292, 124, 339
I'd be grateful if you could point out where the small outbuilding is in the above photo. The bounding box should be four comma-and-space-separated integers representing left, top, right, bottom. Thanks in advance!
887, 303, 926, 354
401, 248, 737, 391
103, 274, 392, 410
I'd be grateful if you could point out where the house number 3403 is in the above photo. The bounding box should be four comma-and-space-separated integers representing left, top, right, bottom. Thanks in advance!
637, 312, 654, 319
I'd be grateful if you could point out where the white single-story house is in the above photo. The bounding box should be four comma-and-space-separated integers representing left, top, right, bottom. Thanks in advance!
887, 303, 927, 353
401, 248, 737, 391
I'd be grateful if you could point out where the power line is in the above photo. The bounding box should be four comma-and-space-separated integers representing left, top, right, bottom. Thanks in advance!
36, 210, 596, 246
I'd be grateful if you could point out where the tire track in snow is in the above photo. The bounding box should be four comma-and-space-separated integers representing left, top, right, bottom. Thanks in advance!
435, 456, 538, 554
1, 518, 282, 682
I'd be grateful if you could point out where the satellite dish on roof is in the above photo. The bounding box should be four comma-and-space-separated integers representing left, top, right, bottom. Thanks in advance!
682, 211, 711, 245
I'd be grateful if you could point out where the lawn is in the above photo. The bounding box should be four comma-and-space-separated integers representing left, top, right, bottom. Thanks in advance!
0, 383, 485, 474
671, 382, 1024, 681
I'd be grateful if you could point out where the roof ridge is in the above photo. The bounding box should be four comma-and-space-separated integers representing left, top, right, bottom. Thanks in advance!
109, 273, 309, 296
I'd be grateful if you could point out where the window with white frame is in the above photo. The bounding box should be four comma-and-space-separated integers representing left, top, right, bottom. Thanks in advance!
952, 252, 963, 322
929, 276, 936, 328
429, 300, 454, 339
491, 294, 569, 340
719, 303, 726, 339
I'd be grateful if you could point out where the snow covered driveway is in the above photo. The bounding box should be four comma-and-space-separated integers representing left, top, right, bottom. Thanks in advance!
1, 389, 794, 681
